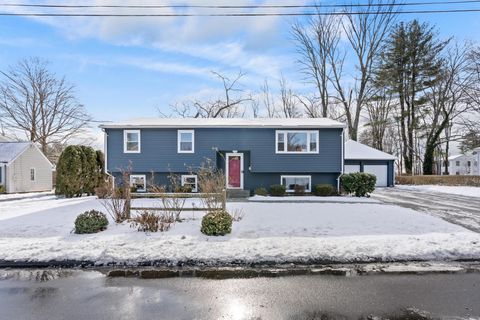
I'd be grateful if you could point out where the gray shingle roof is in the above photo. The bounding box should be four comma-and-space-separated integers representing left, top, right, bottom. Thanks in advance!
0, 142, 31, 163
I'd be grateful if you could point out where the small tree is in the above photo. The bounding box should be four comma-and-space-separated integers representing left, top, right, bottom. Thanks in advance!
56, 145, 102, 197
56, 145, 83, 197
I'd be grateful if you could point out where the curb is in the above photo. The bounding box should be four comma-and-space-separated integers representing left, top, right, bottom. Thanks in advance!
1, 261, 480, 279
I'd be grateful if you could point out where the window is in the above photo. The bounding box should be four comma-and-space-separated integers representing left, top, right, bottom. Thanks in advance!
124, 130, 141, 153
130, 174, 146, 192
178, 130, 194, 153
181, 175, 198, 192
276, 131, 318, 153
467, 161, 471, 167
281, 175, 311, 193
30, 168, 35, 181
456, 161, 460, 167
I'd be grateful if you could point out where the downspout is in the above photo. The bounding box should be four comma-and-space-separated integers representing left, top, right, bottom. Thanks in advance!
0, 163, 4, 189
337, 128, 345, 192
102, 128, 115, 188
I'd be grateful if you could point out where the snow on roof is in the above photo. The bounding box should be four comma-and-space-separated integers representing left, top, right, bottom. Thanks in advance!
100, 117, 346, 129
448, 154, 463, 160
0, 142, 31, 163
0, 136, 11, 142
344, 140, 396, 160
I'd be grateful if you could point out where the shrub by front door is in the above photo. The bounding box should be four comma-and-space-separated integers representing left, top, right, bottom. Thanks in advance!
226, 153, 243, 189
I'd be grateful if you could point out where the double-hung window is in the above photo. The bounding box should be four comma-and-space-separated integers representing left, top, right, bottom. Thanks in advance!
30, 168, 36, 181
178, 130, 194, 153
281, 175, 311, 193
124, 130, 141, 153
181, 175, 198, 192
130, 174, 146, 192
276, 130, 319, 154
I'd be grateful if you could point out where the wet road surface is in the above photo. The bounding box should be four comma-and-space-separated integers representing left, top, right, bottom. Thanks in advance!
372, 188, 480, 233
0, 270, 479, 319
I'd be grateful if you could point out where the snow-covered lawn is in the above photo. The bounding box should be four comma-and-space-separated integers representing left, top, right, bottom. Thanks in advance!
248, 195, 379, 203
396, 185, 480, 198
0, 191, 53, 201
0, 196, 479, 265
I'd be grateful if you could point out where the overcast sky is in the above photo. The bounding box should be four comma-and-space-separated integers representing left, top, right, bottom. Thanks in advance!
1, 0, 479, 139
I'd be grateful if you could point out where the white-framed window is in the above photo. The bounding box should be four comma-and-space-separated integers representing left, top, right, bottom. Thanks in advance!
281, 175, 311, 193
130, 174, 146, 192
178, 130, 194, 153
181, 175, 198, 192
456, 161, 460, 166
124, 130, 141, 153
276, 130, 319, 154
30, 168, 36, 181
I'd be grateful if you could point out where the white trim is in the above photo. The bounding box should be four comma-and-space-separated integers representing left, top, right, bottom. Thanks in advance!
123, 130, 141, 153
280, 175, 312, 193
0, 164, 4, 185
177, 130, 195, 153
30, 167, 36, 182
181, 174, 198, 192
130, 174, 146, 192
275, 130, 319, 154
99, 118, 347, 129
103, 129, 108, 173
226, 152, 244, 189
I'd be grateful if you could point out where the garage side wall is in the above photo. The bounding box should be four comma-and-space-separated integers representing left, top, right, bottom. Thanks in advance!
7, 145, 53, 193
344, 159, 395, 187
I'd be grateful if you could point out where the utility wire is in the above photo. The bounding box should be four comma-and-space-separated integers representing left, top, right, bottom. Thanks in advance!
0, 9, 480, 16
1, 0, 480, 9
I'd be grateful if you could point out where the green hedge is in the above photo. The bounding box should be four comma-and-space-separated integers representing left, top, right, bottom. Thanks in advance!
269, 184, 286, 197
341, 173, 376, 197
201, 211, 233, 236
74, 210, 109, 234
314, 184, 335, 196
254, 187, 268, 196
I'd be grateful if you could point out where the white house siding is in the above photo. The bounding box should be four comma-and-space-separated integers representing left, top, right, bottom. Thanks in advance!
6, 145, 52, 193
441, 152, 479, 175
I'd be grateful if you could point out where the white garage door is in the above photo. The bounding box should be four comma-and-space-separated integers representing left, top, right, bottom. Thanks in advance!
344, 164, 360, 173
363, 165, 388, 187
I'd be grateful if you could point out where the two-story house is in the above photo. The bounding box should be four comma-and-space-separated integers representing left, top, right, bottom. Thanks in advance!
100, 118, 397, 195
100, 118, 349, 196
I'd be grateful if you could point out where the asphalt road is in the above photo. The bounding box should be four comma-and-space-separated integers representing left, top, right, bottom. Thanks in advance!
0, 270, 479, 319
372, 187, 480, 233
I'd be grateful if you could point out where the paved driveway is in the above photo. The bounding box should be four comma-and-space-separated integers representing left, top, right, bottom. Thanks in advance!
372, 187, 480, 233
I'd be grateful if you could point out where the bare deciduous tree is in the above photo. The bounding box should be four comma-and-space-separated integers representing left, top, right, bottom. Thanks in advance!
0, 58, 90, 159
293, 0, 397, 139
163, 71, 252, 118
421, 42, 475, 174
279, 76, 301, 118
292, 13, 340, 118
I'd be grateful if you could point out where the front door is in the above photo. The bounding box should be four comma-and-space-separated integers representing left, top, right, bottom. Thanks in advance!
226, 153, 243, 189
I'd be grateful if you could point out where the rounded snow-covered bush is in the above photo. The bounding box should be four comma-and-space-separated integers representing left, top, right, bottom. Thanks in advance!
201, 210, 233, 236
74, 210, 109, 234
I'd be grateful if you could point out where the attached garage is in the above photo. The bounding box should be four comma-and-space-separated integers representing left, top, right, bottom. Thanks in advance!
344, 140, 396, 187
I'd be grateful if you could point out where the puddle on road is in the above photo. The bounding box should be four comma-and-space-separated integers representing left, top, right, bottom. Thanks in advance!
0, 269, 101, 282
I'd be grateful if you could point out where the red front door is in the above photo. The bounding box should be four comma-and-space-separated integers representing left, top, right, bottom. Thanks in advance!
228, 155, 242, 188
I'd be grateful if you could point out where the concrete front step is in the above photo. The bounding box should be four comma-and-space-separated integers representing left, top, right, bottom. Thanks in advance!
227, 189, 251, 198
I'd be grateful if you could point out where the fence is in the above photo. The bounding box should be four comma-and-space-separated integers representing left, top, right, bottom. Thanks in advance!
129, 189, 227, 212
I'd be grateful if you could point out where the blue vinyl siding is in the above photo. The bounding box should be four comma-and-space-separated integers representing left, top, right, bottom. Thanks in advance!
106, 127, 343, 174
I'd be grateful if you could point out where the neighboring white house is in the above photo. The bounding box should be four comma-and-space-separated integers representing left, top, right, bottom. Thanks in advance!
440, 147, 480, 175
0, 142, 53, 193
